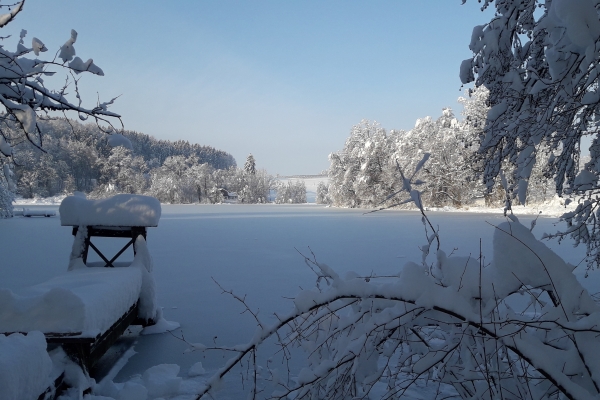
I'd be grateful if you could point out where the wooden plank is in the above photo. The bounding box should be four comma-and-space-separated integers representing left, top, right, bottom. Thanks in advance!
59, 302, 140, 371
73, 226, 147, 267
73, 226, 147, 239
87, 240, 114, 268
88, 302, 139, 367
37, 371, 65, 400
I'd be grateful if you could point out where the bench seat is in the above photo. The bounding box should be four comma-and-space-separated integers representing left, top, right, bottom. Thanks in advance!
0, 266, 143, 337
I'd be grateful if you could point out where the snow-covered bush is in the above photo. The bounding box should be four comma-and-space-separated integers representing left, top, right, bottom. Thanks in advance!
461, 0, 600, 268
315, 181, 331, 205
275, 180, 307, 204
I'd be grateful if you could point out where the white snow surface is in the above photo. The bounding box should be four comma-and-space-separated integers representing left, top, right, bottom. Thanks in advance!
0, 265, 142, 336
2, 204, 596, 399
0, 331, 52, 400
59, 193, 161, 227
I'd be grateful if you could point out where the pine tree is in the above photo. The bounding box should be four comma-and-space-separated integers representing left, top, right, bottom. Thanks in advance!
244, 154, 256, 175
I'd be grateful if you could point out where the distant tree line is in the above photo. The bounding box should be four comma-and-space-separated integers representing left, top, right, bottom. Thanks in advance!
318, 88, 556, 208
4, 117, 241, 201
2, 123, 309, 205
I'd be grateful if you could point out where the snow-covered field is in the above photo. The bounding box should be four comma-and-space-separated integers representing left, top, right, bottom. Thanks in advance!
1, 203, 595, 399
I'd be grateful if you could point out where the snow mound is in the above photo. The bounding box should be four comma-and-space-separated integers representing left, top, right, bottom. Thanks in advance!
140, 317, 180, 335
140, 313, 180, 335
22, 208, 56, 217
142, 364, 182, 398
0, 266, 142, 336
188, 361, 206, 377
59, 193, 161, 227
0, 331, 52, 400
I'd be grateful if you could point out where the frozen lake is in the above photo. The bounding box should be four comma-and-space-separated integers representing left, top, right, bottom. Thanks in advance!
0, 204, 592, 396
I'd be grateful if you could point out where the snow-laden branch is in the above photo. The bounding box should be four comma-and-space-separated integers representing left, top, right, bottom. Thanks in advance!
462, 0, 600, 269
0, 1, 122, 162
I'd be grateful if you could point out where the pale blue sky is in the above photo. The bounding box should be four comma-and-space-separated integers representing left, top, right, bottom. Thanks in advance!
8, 1, 492, 175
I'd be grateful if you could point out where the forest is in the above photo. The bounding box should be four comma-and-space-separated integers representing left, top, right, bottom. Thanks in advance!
316, 87, 557, 209
0, 117, 315, 207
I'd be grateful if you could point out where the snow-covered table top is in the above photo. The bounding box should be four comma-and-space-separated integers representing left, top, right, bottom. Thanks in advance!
0, 266, 143, 337
59, 193, 161, 227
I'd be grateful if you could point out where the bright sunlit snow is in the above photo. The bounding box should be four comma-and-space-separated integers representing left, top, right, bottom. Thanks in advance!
59, 193, 161, 227
0, 204, 593, 399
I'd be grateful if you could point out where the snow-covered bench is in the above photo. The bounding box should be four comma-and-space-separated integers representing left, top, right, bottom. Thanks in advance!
0, 194, 162, 373
22, 208, 56, 217
61, 193, 161, 268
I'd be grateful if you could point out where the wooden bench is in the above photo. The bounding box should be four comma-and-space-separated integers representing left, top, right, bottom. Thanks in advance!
1, 194, 162, 377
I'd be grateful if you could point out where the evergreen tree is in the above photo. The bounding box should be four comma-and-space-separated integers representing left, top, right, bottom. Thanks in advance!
244, 154, 256, 175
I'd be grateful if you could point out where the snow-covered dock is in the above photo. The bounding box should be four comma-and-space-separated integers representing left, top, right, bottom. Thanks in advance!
0, 194, 176, 399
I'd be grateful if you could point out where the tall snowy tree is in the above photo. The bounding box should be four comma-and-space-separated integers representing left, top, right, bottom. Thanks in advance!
244, 153, 256, 175
328, 120, 395, 208
94, 147, 148, 196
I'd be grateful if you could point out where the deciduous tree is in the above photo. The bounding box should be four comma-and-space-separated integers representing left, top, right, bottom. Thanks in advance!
461, 0, 600, 268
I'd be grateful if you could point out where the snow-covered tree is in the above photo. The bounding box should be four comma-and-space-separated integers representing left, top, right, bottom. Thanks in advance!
61, 138, 100, 193
461, 0, 600, 268
327, 110, 491, 209
0, 161, 14, 217
148, 155, 196, 203
237, 169, 273, 204
275, 180, 307, 204
188, 162, 214, 203
315, 181, 331, 205
328, 120, 398, 208
244, 153, 256, 175
94, 147, 148, 196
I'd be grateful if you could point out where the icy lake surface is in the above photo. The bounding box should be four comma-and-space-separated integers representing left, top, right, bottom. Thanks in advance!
0, 204, 592, 397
